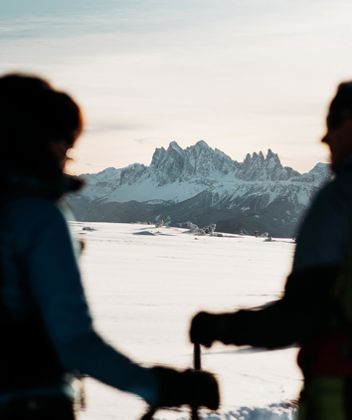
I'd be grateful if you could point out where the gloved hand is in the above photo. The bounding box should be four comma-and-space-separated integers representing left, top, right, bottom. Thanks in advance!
190, 311, 231, 347
151, 366, 220, 410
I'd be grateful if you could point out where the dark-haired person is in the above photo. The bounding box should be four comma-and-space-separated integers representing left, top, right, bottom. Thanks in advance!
190, 82, 352, 420
0, 73, 219, 420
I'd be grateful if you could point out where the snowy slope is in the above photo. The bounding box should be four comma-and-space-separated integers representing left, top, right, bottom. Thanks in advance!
69, 141, 330, 237
73, 222, 301, 420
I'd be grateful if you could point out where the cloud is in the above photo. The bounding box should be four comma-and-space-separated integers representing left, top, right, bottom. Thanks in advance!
86, 121, 150, 134
133, 137, 158, 145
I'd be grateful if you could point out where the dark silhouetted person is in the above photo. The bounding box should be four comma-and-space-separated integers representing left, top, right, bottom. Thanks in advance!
0, 73, 219, 420
190, 82, 352, 420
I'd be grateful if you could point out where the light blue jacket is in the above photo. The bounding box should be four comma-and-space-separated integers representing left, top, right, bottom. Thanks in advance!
0, 194, 158, 405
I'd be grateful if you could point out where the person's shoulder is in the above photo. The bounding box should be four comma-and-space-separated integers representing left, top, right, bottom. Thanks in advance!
306, 175, 352, 222
8, 195, 59, 212
4, 197, 69, 253
7, 196, 65, 227
309, 179, 334, 205
313, 176, 346, 201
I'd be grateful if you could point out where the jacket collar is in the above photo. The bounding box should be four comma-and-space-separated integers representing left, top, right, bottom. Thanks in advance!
0, 170, 83, 201
335, 154, 352, 176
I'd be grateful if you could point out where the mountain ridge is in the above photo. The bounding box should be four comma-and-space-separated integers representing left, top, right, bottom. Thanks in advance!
69, 140, 330, 237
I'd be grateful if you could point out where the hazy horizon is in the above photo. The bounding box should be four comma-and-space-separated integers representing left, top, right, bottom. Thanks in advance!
1, 0, 352, 174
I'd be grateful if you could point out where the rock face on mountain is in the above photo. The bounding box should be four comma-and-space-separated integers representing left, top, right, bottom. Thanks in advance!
68, 141, 330, 237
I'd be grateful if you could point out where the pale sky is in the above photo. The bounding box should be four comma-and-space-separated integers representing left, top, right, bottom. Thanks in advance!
1, 0, 352, 174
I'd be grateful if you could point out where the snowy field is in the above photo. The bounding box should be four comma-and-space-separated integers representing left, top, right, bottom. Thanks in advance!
70, 222, 302, 420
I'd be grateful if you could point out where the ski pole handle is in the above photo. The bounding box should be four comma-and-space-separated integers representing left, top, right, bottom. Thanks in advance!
191, 343, 201, 420
191, 403, 199, 420
140, 407, 156, 420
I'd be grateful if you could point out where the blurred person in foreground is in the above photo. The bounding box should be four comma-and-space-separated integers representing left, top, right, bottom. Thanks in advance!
190, 82, 352, 420
0, 73, 219, 420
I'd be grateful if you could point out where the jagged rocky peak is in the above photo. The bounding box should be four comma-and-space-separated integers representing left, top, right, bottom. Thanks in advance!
300, 162, 330, 185
267, 148, 280, 160
193, 139, 211, 150
186, 140, 215, 157
238, 149, 298, 181
82, 166, 122, 185
187, 140, 234, 161
265, 149, 282, 169
120, 162, 147, 185
151, 146, 167, 166
150, 141, 186, 185
244, 149, 280, 165
253, 151, 264, 161
184, 140, 236, 177
309, 162, 330, 175
151, 141, 183, 166
167, 140, 184, 153
83, 166, 117, 177
149, 140, 239, 184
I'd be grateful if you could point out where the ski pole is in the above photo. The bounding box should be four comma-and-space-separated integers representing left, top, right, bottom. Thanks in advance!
191, 342, 201, 420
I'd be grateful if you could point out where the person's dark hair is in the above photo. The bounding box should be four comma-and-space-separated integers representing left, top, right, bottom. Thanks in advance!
327, 81, 352, 130
0, 73, 83, 178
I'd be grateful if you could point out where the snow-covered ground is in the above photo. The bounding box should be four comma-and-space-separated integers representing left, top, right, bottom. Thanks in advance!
70, 222, 302, 420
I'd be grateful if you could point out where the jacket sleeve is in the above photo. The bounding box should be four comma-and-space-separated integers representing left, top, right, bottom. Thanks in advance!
23, 203, 158, 405
216, 265, 340, 349
221, 180, 348, 349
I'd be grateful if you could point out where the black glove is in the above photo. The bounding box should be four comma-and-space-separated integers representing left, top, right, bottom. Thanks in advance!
151, 366, 220, 410
190, 311, 232, 347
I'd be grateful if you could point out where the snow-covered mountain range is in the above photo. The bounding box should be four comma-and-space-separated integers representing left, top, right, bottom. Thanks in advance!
68, 141, 330, 236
